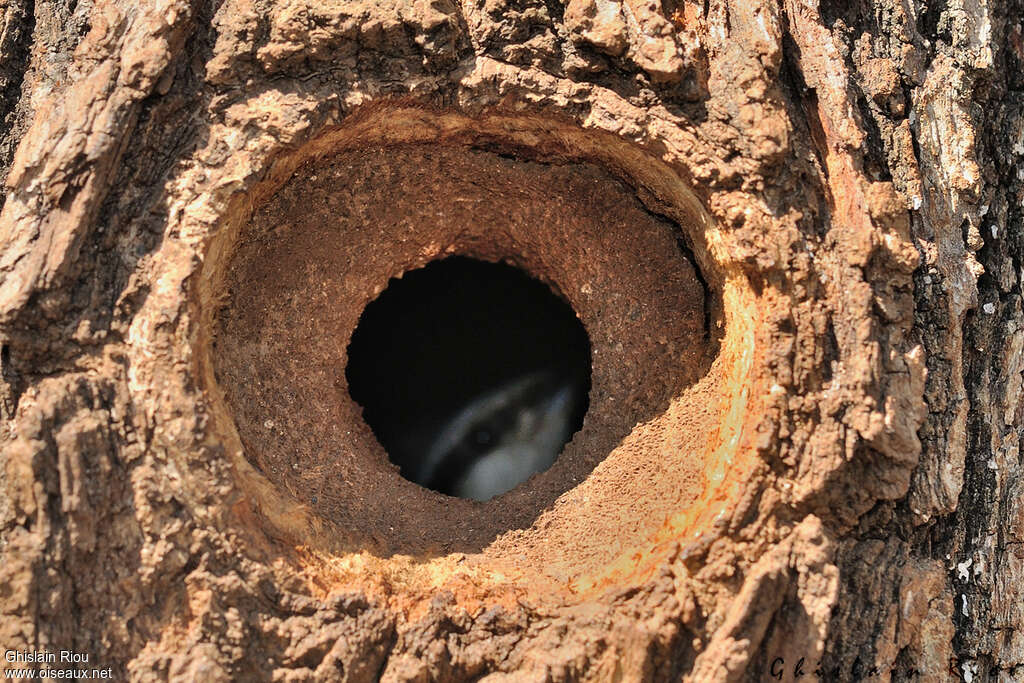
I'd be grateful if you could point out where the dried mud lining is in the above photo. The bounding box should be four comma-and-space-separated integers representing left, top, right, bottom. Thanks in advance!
211, 143, 722, 579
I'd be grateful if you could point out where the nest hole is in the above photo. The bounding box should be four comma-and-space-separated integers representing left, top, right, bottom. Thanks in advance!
207, 141, 720, 560
345, 256, 592, 500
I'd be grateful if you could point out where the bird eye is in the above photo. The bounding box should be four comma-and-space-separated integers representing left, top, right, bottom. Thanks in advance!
471, 428, 492, 447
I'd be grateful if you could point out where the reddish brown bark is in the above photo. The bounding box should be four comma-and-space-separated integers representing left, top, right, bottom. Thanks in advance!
0, 0, 1020, 680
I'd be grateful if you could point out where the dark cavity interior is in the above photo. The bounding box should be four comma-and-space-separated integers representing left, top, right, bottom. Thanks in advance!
345, 256, 592, 501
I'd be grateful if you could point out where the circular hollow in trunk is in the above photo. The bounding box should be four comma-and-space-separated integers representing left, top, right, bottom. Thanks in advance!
212, 144, 709, 554
194, 107, 758, 606
343, 255, 593, 501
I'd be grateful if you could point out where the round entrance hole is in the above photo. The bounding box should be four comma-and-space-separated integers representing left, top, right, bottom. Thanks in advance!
345, 256, 592, 500
206, 142, 718, 558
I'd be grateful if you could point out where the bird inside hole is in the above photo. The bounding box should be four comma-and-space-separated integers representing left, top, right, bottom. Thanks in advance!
411, 370, 584, 501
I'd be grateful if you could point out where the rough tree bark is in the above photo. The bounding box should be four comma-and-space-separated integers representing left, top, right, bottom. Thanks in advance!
0, 0, 1021, 681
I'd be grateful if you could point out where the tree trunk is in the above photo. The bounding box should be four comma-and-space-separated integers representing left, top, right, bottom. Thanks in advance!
1, 0, 1020, 680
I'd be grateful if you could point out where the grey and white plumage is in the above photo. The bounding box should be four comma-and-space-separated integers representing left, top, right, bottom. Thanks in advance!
415, 372, 578, 501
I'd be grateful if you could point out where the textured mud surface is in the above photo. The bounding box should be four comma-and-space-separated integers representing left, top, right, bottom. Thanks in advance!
0, 0, 1021, 680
